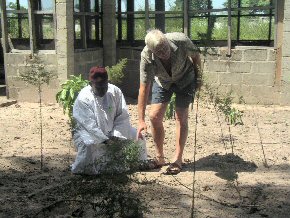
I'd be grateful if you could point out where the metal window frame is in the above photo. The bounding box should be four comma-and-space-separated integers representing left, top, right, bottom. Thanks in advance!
73, 0, 102, 50
116, 0, 275, 47
0, 0, 56, 53
187, 0, 274, 46
116, 0, 183, 46
32, 0, 55, 51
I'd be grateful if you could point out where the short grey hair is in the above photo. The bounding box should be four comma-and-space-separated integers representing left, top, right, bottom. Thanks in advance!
145, 29, 167, 51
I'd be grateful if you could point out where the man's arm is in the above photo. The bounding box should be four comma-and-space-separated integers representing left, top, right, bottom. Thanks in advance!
137, 81, 151, 139
191, 53, 201, 78
190, 52, 202, 89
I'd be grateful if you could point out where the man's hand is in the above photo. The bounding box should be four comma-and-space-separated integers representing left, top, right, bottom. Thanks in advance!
137, 121, 147, 140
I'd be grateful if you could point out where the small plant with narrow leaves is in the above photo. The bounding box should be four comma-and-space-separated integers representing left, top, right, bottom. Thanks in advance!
19, 54, 57, 170
214, 91, 243, 125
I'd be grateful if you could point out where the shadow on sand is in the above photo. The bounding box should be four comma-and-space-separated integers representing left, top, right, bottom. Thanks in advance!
183, 153, 258, 181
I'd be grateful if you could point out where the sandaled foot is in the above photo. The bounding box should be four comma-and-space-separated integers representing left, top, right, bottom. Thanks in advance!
165, 162, 182, 175
139, 157, 165, 171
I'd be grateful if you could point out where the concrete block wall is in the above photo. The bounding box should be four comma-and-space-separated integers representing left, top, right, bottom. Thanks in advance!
281, 0, 290, 105
116, 47, 142, 97
5, 52, 59, 102
118, 46, 289, 105
202, 47, 283, 105
282, 1, 290, 80
5, 0, 75, 103
74, 50, 103, 80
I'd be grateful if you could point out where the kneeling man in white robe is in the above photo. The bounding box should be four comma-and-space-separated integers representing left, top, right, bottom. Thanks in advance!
71, 66, 147, 175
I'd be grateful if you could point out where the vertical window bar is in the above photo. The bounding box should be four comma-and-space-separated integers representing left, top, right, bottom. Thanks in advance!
80, 0, 87, 48
96, 0, 99, 41
268, 0, 273, 42
155, 0, 165, 32
127, 0, 134, 42
16, 0, 22, 38
28, 0, 35, 53
184, 0, 189, 36
39, 0, 42, 10
227, 0, 231, 56
145, 0, 149, 31
117, 0, 122, 41
207, 0, 210, 37
0, 0, 9, 53
237, 0, 241, 42
100, 0, 103, 43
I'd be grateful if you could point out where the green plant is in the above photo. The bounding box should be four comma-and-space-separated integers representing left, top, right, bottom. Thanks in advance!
96, 137, 143, 175
106, 58, 128, 85
165, 93, 176, 120
56, 59, 127, 124
56, 75, 89, 124
20, 54, 57, 170
215, 92, 243, 125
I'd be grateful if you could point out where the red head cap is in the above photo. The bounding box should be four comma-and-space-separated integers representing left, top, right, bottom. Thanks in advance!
89, 66, 108, 82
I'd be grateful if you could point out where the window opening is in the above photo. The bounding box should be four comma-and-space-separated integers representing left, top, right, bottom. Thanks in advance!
33, 0, 55, 50
116, 0, 275, 47
6, 0, 30, 50
74, 0, 102, 50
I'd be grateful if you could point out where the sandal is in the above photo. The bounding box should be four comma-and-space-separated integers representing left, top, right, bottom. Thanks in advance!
165, 162, 182, 175
139, 157, 165, 171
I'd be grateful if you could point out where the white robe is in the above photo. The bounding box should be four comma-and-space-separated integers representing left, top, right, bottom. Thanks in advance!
71, 84, 147, 174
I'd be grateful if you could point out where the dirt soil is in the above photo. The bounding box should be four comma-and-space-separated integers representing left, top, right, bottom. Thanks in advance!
1, 96, 290, 218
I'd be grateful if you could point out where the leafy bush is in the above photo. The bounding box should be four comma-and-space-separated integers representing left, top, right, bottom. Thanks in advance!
215, 92, 244, 125
56, 75, 89, 124
106, 58, 128, 85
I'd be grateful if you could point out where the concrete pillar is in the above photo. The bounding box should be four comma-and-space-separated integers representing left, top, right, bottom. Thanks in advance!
55, 0, 74, 80
103, 1, 116, 67
282, 0, 290, 82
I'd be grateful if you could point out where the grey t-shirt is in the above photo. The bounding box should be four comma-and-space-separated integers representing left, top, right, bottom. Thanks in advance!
140, 32, 199, 90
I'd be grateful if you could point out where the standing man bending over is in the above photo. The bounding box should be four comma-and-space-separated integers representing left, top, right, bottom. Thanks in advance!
137, 29, 201, 174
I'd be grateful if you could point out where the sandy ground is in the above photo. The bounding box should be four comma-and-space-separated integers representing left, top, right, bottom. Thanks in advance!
0, 95, 290, 218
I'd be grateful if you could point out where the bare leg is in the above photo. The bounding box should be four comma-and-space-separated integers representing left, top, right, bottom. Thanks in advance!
149, 103, 168, 165
173, 107, 189, 166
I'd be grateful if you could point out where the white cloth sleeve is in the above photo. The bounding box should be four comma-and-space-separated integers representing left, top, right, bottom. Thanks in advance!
73, 98, 109, 146
109, 91, 132, 139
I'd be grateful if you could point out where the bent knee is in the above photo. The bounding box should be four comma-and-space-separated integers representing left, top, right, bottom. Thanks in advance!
149, 112, 163, 124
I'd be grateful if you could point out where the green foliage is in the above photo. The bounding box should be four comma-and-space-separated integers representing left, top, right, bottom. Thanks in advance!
20, 55, 56, 87
165, 93, 176, 120
98, 137, 143, 174
36, 138, 148, 217
215, 92, 243, 125
202, 80, 244, 126
106, 58, 128, 85
56, 75, 89, 124
19, 54, 56, 170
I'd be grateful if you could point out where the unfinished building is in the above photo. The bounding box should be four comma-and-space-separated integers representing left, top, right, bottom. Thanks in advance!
0, 0, 289, 104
